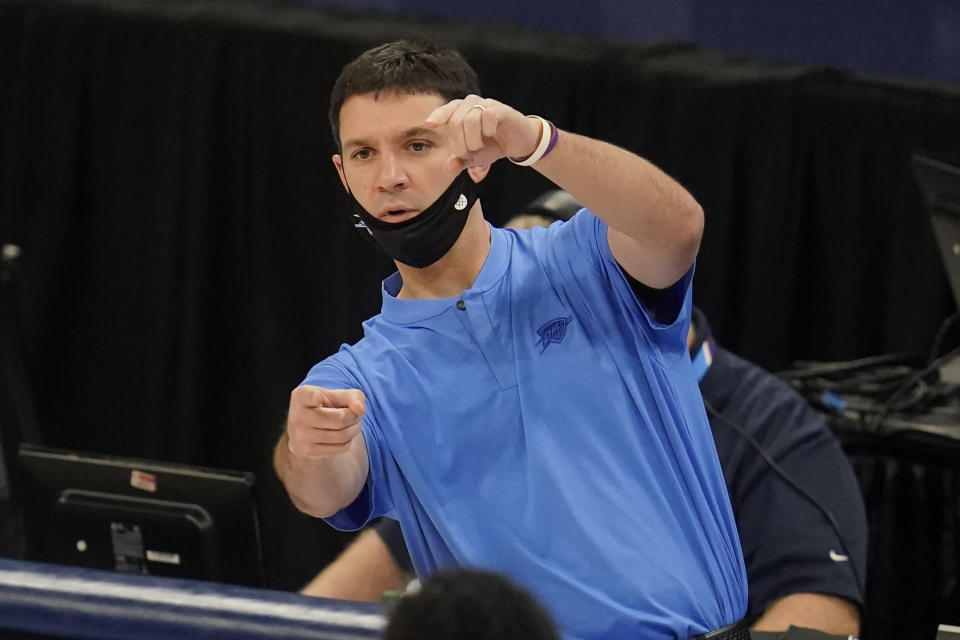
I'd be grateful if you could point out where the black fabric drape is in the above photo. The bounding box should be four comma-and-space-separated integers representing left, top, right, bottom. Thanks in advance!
1, 0, 960, 631
842, 436, 960, 640
571, 46, 960, 368
0, 0, 400, 588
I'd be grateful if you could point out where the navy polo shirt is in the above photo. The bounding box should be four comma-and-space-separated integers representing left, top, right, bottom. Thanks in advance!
697, 339, 867, 616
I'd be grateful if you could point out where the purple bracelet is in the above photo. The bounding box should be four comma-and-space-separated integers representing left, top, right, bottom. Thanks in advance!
509, 116, 558, 166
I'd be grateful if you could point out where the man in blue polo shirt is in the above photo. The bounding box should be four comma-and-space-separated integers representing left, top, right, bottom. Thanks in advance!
273, 39, 747, 640
302, 308, 867, 637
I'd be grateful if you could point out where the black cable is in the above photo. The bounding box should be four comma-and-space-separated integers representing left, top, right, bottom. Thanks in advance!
791, 365, 922, 398
779, 353, 914, 380
782, 345, 957, 423
867, 344, 960, 433
759, 313, 960, 602
785, 312, 960, 419
928, 309, 960, 366
703, 399, 866, 602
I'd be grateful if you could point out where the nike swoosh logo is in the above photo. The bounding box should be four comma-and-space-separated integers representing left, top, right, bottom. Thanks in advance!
829, 550, 850, 562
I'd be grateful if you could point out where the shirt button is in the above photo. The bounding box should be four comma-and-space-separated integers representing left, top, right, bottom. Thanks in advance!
456, 300, 466, 310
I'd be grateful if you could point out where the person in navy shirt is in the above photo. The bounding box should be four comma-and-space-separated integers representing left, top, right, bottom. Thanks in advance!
274, 40, 747, 640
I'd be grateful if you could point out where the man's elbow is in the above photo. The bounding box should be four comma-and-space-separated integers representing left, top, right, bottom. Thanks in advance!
280, 467, 365, 520
681, 198, 704, 259
288, 493, 343, 519
668, 199, 703, 278
659, 198, 703, 283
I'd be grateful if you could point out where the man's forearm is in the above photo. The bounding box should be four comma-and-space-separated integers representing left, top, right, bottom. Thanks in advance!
534, 130, 702, 242
273, 432, 369, 518
533, 130, 703, 286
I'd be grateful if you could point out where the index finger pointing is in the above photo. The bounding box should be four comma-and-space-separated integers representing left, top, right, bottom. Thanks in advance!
293, 384, 328, 408
348, 403, 365, 418
346, 395, 366, 417
323, 388, 366, 413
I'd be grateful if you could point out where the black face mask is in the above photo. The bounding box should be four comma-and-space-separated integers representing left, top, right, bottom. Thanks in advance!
347, 170, 480, 269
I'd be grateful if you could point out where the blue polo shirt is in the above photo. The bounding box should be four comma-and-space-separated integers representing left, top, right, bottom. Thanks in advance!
304, 211, 746, 640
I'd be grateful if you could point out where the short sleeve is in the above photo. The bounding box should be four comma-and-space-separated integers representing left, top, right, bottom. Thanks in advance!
538, 210, 694, 361
374, 518, 414, 574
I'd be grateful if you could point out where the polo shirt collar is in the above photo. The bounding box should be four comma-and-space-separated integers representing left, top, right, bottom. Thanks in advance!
380, 223, 511, 324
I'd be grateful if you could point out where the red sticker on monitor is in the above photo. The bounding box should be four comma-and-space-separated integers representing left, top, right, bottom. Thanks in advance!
130, 470, 157, 492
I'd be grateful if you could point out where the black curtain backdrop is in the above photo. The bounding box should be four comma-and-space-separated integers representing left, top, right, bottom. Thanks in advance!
1, 1, 960, 638
841, 435, 960, 640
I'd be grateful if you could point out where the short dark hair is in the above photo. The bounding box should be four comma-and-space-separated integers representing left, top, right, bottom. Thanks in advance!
328, 40, 481, 150
383, 568, 561, 640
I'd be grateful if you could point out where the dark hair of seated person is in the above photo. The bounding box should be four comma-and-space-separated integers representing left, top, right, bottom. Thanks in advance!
383, 568, 561, 640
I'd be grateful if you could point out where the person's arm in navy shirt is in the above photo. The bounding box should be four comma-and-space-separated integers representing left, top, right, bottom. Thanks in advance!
754, 593, 858, 635
700, 343, 865, 637
300, 525, 411, 601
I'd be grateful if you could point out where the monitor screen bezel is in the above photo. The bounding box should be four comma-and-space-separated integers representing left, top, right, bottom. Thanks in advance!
16, 443, 266, 588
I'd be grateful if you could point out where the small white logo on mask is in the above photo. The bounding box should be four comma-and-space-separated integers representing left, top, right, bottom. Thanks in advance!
454, 194, 468, 211
353, 215, 372, 235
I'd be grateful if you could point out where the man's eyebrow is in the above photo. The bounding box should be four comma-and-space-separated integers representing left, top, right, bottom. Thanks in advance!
341, 128, 438, 152
398, 126, 439, 140
341, 137, 370, 151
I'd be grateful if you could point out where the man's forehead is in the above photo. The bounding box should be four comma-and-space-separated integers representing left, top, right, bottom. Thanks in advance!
339, 91, 448, 146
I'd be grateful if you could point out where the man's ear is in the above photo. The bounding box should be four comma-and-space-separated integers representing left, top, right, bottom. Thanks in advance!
467, 163, 491, 184
332, 154, 350, 192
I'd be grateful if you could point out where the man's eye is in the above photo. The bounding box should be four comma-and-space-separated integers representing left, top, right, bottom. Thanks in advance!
352, 149, 372, 160
409, 142, 430, 152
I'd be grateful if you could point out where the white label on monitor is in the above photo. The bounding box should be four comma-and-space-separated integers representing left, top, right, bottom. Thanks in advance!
938, 625, 960, 640
146, 550, 181, 565
130, 470, 157, 492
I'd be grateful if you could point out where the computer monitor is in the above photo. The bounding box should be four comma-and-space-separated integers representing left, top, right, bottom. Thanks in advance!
16, 443, 265, 587
912, 154, 960, 306
939, 625, 960, 640
912, 154, 960, 383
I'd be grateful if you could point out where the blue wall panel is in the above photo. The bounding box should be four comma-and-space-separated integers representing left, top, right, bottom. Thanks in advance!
288, 0, 960, 84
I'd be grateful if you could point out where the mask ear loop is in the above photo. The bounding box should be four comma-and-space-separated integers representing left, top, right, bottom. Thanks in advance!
339, 172, 383, 255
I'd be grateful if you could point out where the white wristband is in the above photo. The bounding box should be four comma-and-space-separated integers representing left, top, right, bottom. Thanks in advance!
509, 116, 553, 166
